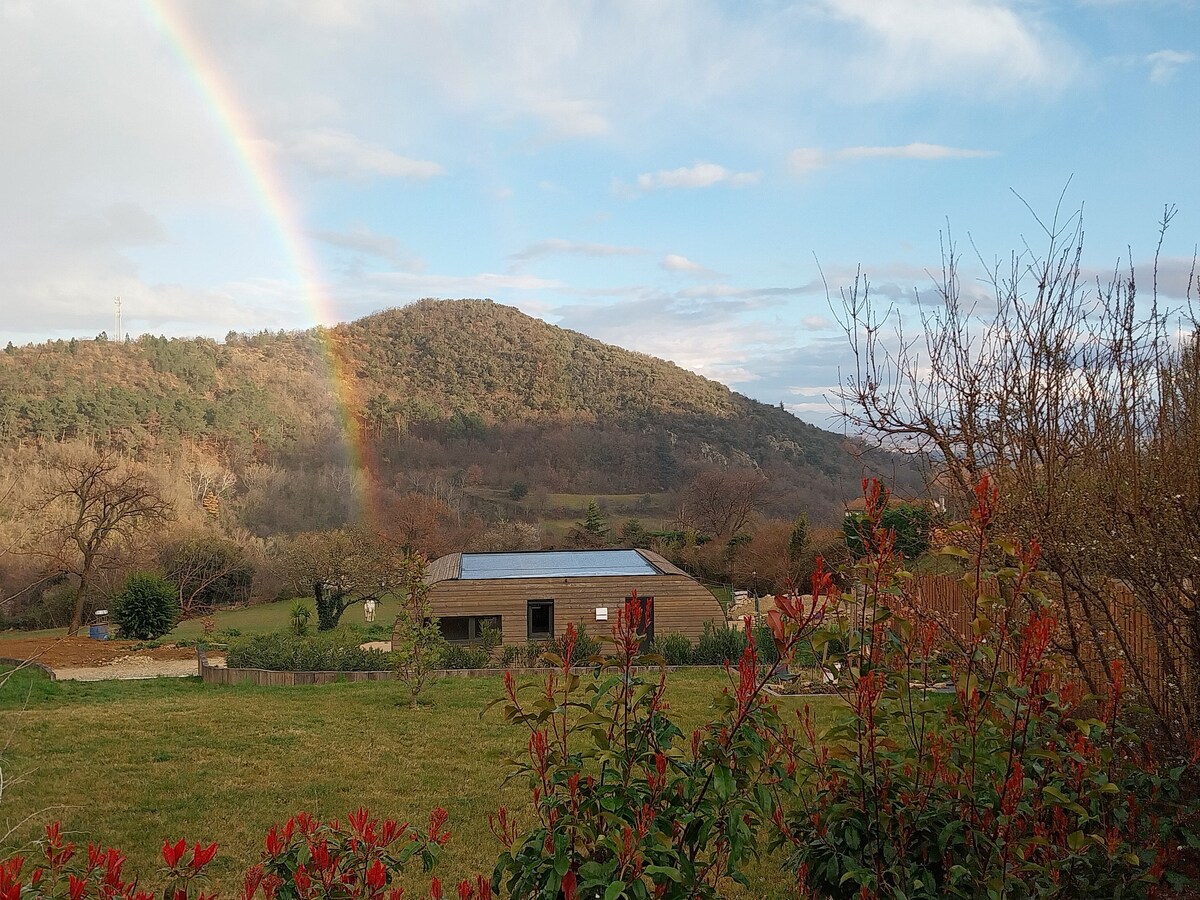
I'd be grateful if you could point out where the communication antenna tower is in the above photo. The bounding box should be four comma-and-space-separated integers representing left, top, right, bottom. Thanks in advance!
114, 297, 122, 342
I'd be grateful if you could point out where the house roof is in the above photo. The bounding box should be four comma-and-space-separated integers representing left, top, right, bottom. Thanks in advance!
426, 552, 463, 586
425, 548, 686, 585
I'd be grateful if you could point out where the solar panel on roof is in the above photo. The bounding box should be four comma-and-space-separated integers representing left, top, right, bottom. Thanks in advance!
459, 550, 658, 580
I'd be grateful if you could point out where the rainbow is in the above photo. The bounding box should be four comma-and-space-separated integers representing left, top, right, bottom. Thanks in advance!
140, 0, 375, 524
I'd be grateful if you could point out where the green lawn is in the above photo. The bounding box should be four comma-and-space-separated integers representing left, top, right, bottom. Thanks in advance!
166, 596, 399, 641
0, 627, 67, 642
543, 493, 668, 513
0, 667, 836, 897
705, 584, 734, 614
0, 598, 394, 645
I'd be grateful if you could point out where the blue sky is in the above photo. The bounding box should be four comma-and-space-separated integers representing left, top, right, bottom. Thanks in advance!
1, 0, 1197, 424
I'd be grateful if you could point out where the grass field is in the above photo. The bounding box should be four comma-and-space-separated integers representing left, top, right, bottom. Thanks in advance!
0, 598, 396, 645
165, 596, 399, 641
0, 667, 835, 897
0, 627, 65, 642
463, 488, 679, 540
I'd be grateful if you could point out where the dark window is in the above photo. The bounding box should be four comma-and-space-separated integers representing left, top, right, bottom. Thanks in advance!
625, 596, 654, 642
440, 616, 470, 642
527, 600, 554, 640
439, 615, 502, 643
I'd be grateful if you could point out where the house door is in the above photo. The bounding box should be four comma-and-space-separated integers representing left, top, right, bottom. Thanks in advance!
624, 596, 654, 642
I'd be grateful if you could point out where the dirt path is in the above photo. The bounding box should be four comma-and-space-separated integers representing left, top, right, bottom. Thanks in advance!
53, 655, 228, 681
0, 636, 225, 680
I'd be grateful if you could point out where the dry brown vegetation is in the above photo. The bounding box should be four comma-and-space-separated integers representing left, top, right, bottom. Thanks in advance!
836, 203, 1200, 740
0, 300, 922, 624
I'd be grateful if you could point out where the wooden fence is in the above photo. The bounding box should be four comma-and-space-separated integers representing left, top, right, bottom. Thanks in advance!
893, 574, 1190, 719
200, 665, 395, 686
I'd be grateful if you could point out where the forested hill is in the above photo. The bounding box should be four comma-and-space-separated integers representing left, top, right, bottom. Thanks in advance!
346, 300, 744, 422
0, 299, 920, 526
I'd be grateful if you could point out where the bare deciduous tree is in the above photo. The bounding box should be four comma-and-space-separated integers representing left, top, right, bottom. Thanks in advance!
27, 451, 172, 634
158, 531, 252, 617
834, 200, 1200, 740
678, 467, 768, 539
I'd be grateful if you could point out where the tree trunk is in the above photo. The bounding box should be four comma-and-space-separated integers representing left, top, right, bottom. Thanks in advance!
69, 569, 91, 636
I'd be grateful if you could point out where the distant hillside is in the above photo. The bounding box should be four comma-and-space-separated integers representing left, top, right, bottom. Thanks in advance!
0, 299, 921, 527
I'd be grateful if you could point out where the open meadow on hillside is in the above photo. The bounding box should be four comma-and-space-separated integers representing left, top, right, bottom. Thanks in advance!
0, 668, 836, 897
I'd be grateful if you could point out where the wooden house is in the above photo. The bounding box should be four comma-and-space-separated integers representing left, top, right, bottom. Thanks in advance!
409, 549, 724, 647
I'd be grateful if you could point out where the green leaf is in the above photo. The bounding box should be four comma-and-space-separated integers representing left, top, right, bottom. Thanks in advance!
644, 866, 683, 882
604, 881, 626, 900
1042, 785, 1069, 805
713, 765, 734, 801
939, 546, 971, 559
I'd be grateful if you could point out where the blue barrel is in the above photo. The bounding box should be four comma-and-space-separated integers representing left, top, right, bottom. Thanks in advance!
89, 623, 109, 640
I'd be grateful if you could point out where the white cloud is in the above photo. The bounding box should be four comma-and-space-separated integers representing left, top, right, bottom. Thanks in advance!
629, 163, 760, 194
311, 225, 423, 272
0, 266, 305, 342
676, 282, 824, 300
552, 293, 793, 383
802, 315, 833, 330
790, 143, 997, 175
336, 271, 565, 319
814, 0, 1074, 96
510, 238, 645, 264
284, 130, 444, 180
61, 203, 168, 248
370, 272, 562, 292
842, 143, 997, 162
1145, 49, 1195, 83
532, 99, 610, 139
661, 254, 718, 277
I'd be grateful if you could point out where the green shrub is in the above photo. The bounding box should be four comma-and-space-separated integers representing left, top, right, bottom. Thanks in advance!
499, 644, 523, 668
651, 632, 692, 666
112, 573, 179, 640
477, 622, 502, 654
691, 621, 749, 665
546, 622, 600, 666
753, 623, 779, 666
289, 600, 312, 635
521, 642, 543, 668
779, 476, 1199, 899
442, 643, 491, 670
346, 621, 393, 643
844, 500, 932, 559
226, 628, 388, 671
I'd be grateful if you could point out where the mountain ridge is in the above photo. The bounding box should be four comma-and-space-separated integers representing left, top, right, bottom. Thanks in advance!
0, 298, 921, 526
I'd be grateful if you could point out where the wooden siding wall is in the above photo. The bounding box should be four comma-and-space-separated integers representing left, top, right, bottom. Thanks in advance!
422, 574, 724, 646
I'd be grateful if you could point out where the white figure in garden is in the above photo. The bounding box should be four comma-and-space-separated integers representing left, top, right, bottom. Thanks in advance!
363, 598, 377, 622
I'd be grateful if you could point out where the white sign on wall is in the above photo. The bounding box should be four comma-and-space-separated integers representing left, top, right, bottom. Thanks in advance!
595, 607, 609, 621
